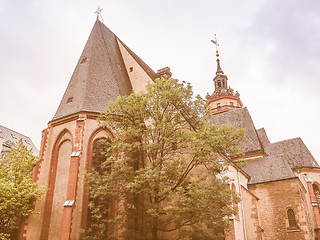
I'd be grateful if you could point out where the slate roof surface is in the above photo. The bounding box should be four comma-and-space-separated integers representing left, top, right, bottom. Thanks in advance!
244, 155, 296, 184
209, 107, 318, 184
244, 138, 318, 184
0, 125, 39, 156
52, 20, 149, 121
264, 138, 318, 169
209, 107, 263, 153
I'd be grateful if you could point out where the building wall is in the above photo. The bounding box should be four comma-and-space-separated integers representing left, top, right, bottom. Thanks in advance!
24, 114, 114, 240
224, 162, 251, 240
241, 186, 263, 240
249, 178, 315, 240
296, 169, 320, 238
117, 39, 153, 92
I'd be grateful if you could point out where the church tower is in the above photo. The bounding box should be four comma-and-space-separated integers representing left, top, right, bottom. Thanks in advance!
23, 18, 157, 240
206, 43, 243, 115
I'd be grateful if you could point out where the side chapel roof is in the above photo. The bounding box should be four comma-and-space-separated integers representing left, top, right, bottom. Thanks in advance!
210, 107, 319, 184
52, 19, 157, 121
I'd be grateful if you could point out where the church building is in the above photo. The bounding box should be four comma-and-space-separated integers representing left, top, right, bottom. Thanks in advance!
21, 18, 320, 240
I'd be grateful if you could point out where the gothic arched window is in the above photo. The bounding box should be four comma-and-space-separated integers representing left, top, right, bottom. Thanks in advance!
287, 209, 298, 229
313, 184, 320, 212
91, 138, 111, 174
85, 137, 112, 238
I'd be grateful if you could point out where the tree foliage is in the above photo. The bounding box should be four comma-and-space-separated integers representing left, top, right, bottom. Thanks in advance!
84, 77, 245, 240
0, 139, 46, 240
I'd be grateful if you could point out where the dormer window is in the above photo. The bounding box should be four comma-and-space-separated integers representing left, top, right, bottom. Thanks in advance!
67, 97, 73, 104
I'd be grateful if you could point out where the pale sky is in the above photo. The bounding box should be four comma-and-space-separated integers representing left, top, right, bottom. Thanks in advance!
1, 0, 319, 161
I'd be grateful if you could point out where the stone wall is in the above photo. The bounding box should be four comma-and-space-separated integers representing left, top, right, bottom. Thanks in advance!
249, 178, 314, 240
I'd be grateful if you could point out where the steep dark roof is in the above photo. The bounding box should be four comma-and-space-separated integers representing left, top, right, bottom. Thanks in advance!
256, 128, 270, 147
244, 137, 318, 184
264, 138, 318, 169
244, 155, 296, 184
209, 107, 318, 184
209, 107, 263, 153
52, 20, 134, 121
0, 125, 39, 156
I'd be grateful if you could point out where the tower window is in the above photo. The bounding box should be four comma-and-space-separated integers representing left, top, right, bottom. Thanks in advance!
230, 102, 234, 106
287, 209, 298, 229
129, 67, 134, 72
217, 80, 221, 87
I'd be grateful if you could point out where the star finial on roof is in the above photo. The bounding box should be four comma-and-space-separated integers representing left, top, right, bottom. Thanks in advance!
94, 6, 104, 22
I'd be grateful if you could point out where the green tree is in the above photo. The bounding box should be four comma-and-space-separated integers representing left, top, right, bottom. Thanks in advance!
84, 77, 244, 240
0, 139, 46, 240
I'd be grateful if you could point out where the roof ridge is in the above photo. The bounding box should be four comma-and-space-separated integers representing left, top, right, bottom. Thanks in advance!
271, 137, 301, 145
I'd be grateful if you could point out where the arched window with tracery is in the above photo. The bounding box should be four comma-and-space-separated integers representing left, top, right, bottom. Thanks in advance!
313, 184, 320, 212
287, 208, 298, 229
85, 137, 112, 239
91, 138, 111, 174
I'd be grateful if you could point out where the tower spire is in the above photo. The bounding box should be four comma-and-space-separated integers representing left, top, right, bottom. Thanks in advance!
206, 35, 243, 115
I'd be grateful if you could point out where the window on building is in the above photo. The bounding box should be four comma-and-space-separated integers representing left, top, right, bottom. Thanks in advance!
86, 138, 112, 238
66, 97, 73, 104
313, 184, 320, 212
80, 57, 87, 64
230, 102, 234, 106
129, 67, 134, 72
92, 138, 111, 174
287, 209, 298, 229
217, 103, 221, 108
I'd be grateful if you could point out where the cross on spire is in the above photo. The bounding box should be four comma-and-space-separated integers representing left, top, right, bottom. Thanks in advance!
211, 34, 220, 58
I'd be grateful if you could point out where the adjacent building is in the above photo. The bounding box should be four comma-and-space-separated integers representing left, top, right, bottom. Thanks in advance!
0, 125, 38, 156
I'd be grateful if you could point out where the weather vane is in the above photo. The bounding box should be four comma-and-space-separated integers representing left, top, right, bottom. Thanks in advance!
211, 34, 220, 58
94, 6, 104, 22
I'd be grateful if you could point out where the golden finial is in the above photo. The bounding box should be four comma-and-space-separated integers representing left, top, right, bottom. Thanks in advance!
211, 34, 220, 58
